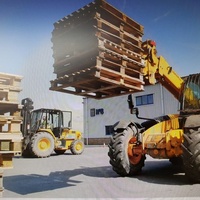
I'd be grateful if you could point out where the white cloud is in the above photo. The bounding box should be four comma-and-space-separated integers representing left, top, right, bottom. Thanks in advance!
154, 10, 171, 22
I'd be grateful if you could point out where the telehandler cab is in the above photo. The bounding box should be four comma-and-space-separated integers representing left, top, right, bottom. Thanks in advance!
21, 98, 84, 158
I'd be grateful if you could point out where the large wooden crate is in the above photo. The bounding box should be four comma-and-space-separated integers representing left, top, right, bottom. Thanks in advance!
50, 0, 145, 99
0, 73, 23, 169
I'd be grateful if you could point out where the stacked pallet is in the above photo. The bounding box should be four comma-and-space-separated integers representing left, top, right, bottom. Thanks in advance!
0, 73, 23, 169
50, 0, 145, 99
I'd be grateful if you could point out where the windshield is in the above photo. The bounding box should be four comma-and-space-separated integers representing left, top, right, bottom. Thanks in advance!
30, 110, 42, 131
30, 109, 71, 131
181, 74, 200, 111
62, 111, 72, 128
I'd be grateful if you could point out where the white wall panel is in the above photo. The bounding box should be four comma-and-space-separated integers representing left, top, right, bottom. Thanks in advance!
83, 83, 179, 140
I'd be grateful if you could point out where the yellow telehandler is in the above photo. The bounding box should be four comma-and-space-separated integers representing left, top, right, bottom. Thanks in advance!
108, 40, 200, 182
21, 98, 84, 158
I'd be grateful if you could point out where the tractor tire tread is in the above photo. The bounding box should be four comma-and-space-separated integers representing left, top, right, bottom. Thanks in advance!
108, 126, 145, 176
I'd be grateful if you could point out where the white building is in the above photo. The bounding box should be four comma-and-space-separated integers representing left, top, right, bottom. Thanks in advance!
83, 83, 179, 145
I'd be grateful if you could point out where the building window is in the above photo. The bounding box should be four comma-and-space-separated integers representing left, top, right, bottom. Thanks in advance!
105, 125, 114, 135
90, 108, 95, 117
136, 94, 154, 106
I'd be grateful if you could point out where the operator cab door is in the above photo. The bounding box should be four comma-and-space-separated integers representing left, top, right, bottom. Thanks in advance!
62, 111, 72, 129
51, 110, 63, 138
52, 111, 72, 137
30, 110, 43, 132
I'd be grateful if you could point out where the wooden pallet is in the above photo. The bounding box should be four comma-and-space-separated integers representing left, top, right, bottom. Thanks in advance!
50, 63, 144, 99
0, 72, 22, 87
51, 0, 144, 99
0, 73, 23, 171
0, 153, 16, 169
0, 114, 22, 133
0, 72, 22, 103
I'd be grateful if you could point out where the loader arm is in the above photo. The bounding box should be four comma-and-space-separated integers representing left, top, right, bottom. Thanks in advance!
141, 40, 184, 100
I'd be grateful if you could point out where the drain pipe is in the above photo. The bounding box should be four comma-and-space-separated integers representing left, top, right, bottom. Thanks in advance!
160, 84, 165, 115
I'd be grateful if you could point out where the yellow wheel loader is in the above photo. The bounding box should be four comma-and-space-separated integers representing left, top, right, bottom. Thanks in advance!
21, 99, 84, 158
108, 40, 200, 182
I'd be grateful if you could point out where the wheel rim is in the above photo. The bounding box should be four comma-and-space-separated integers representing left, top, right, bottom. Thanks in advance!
38, 138, 51, 151
75, 142, 83, 151
128, 137, 143, 165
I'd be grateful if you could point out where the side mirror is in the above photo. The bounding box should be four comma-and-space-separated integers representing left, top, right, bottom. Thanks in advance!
68, 120, 72, 128
127, 94, 139, 116
127, 94, 134, 114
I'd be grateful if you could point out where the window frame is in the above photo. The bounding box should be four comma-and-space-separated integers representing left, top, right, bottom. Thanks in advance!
135, 94, 154, 106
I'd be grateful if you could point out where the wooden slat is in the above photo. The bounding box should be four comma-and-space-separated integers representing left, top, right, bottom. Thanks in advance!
98, 36, 142, 61
0, 133, 23, 141
95, 14, 141, 45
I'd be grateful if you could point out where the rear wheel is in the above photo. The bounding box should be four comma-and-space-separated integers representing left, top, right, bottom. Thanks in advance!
108, 125, 146, 176
30, 132, 54, 158
182, 115, 200, 182
70, 139, 84, 155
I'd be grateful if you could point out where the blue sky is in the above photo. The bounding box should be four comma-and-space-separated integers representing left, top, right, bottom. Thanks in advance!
0, 0, 200, 76
0, 0, 200, 130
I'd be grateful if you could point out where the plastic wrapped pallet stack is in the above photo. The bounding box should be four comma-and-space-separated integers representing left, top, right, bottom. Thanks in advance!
50, 0, 144, 99
0, 72, 23, 196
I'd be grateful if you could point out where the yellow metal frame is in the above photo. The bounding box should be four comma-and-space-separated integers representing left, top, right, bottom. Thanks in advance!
38, 128, 82, 150
142, 40, 184, 100
142, 114, 183, 158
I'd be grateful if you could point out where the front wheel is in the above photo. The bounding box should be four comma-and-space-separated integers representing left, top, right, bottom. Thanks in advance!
30, 132, 54, 158
108, 125, 146, 176
70, 139, 84, 155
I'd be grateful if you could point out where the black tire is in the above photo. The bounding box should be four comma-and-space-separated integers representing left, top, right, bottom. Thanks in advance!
30, 132, 54, 158
108, 126, 146, 176
70, 139, 84, 155
182, 127, 200, 182
22, 143, 32, 158
169, 156, 183, 165
54, 149, 66, 155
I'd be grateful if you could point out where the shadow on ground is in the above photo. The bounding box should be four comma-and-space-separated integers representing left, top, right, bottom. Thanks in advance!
4, 160, 195, 195
3, 165, 116, 195
136, 160, 193, 185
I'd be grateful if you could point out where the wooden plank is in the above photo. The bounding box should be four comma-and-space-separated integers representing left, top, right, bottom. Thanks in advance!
95, 14, 141, 44
95, 65, 143, 83
51, 86, 141, 99
97, 48, 143, 69
50, 77, 94, 91
0, 73, 22, 87
0, 102, 22, 115
50, 63, 144, 99
78, 85, 118, 96
0, 133, 23, 141
0, 153, 15, 169
96, 30, 142, 53
97, 0, 143, 33
53, 1, 97, 31
98, 37, 142, 61
53, 47, 98, 75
